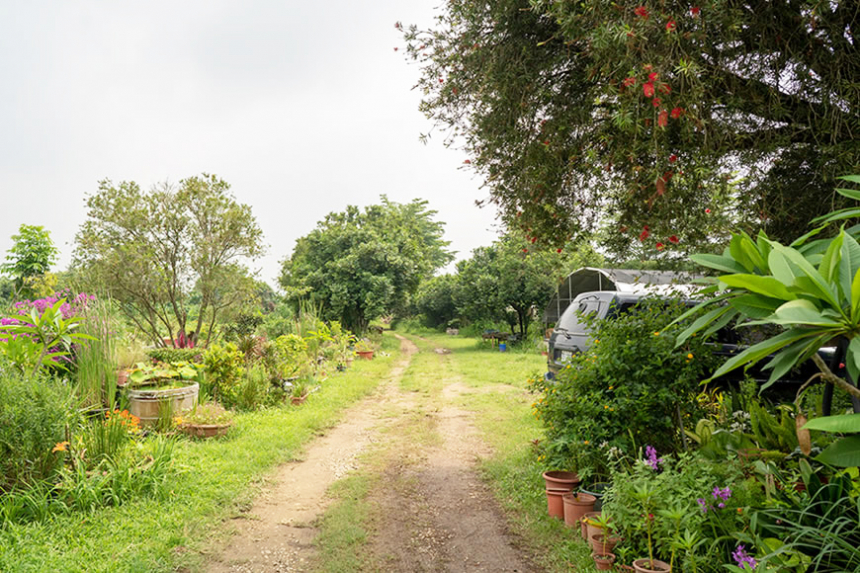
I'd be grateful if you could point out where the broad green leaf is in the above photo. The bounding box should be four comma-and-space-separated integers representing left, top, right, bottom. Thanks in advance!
839, 175, 860, 184
852, 269, 860, 322
710, 329, 814, 380
840, 233, 860, 312
668, 293, 732, 326
847, 337, 860, 387
816, 207, 860, 223
761, 339, 811, 386
719, 274, 795, 301
756, 230, 772, 260
768, 247, 802, 285
675, 306, 729, 347
759, 332, 832, 391
803, 413, 860, 433
767, 299, 841, 327
790, 224, 827, 248
740, 235, 767, 272
834, 186, 860, 202
702, 308, 738, 339
689, 254, 747, 275
728, 294, 783, 319
729, 234, 756, 272
771, 244, 840, 308
815, 435, 860, 467
819, 232, 843, 288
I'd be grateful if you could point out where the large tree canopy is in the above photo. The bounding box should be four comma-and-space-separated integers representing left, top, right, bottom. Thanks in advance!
73, 174, 264, 346
280, 197, 453, 333
402, 0, 859, 257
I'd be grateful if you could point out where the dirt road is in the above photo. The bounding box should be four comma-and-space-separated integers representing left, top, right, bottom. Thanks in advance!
205, 335, 536, 573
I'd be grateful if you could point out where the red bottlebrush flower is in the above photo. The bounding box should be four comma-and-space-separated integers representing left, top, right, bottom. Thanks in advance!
652, 97, 662, 108
556, 248, 563, 253
648, 72, 659, 82
634, 6, 649, 19
666, 19, 676, 31
659, 83, 671, 94
691, 6, 700, 16
705, 208, 711, 214
463, 159, 471, 164
663, 171, 674, 181
669, 154, 678, 163
643, 64, 653, 72
531, 236, 537, 244
656, 242, 665, 250
543, 140, 550, 145
643, 82, 655, 97
669, 235, 679, 244
658, 110, 668, 127
522, 248, 528, 253
393, 47, 399, 51
639, 226, 650, 241
670, 107, 684, 119
623, 77, 636, 87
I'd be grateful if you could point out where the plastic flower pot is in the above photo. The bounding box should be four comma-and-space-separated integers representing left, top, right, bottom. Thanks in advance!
545, 488, 567, 519
562, 492, 596, 528
590, 532, 622, 554
542, 470, 580, 492
580, 481, 610, 512
499, 342, 507, 352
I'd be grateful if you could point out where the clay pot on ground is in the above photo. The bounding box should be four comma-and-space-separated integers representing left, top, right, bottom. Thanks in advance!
580, 511, 601, 540
562, 492, 596, 528
357, 350, 374, 360
590, 532, 622, 554
542, 470, 580, 492
290, 395, 308, 406
584, 512, 609, 543
117, 370, 129, 388
633, 558, 672, 573
592, 552, 616, 571
545, 488, 568, 519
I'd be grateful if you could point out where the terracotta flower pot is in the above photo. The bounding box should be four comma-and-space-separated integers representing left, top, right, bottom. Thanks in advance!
181, 422, 232, 439
592, 552, 616, 571
633, 558, 672, 573
562, 492, 596, 528
542, 470, 580, 492
581, 511, 601, 540
357, 350, 374, 360
116, 369, 129, 388
590, 532, 622, 554
290, 395, 308, 405
545, 488, 568, 519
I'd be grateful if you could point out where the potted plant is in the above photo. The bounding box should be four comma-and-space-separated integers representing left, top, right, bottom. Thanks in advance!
290, 380, 309, 405
176, 401, 233, 438
355, 338, 375, 360
631, 483, 671, 573
592, 552, 616, 571
125, 361, 201, 427
115, 341, 147, 387
562, 491, 596, 528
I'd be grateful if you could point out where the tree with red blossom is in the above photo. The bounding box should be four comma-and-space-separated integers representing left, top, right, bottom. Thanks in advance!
401, 0, 859, 259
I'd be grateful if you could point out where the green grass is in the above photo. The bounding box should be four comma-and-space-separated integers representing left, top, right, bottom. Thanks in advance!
0, 334, 401, 573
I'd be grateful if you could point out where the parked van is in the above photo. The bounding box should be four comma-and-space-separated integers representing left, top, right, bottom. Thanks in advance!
545, 290, 835, 392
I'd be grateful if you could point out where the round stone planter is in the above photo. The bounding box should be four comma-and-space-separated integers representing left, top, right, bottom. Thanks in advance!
181, 422, 232, 439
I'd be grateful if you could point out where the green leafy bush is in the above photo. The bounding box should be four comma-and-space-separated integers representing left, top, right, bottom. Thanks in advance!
531, 300, 719, 478
146, 347, 203, 364
0, 371, 77, 490
202, 343, 244, 408
273, 334, 309, 379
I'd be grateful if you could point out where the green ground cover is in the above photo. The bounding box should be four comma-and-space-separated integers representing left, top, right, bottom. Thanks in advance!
0, 334, 400, 573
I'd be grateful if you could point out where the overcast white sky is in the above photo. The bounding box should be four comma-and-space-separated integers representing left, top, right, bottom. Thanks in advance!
0, 1, 500, 288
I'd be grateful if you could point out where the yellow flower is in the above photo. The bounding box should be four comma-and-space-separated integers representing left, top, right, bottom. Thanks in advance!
608, 385, 614, 390
687, 353, 693, 359
584, 440, 589, 445
654, 331, 660, 336
604, 405, 609, 409
52, 441, 69, 453
594, 339, 599, 344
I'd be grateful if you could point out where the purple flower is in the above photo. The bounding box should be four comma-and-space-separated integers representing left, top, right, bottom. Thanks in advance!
697, 498, 708, 513
732, 545, 756, 570
645, 445, 663, 470
712, 486, 732, 501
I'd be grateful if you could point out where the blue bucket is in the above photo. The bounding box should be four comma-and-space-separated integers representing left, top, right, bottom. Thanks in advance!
499, 343, 507, 352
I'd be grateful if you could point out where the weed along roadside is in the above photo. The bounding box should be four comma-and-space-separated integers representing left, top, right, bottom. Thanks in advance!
0, 334, 401, 573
